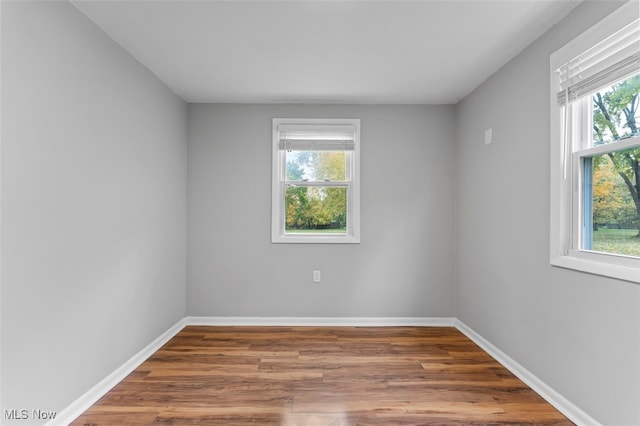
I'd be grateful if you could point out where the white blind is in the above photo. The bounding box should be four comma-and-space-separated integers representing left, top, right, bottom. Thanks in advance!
278, 124, 355, 151
557, 18, 640, 104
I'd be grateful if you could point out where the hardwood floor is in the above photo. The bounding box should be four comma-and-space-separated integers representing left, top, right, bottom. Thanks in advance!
73, 326, 573, 425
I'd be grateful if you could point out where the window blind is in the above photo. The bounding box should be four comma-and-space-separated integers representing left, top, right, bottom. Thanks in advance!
278, 124, 356, 151
556, 18, 639, 105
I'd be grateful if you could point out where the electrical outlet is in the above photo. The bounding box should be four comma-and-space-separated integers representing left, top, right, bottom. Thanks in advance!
313, 270, 321, 283
484, 128, 493, 145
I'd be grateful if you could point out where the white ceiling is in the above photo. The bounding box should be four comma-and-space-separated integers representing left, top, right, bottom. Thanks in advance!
72, 0, 581, 104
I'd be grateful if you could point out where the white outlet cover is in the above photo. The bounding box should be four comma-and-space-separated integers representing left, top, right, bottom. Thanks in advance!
484, 128, 493, 145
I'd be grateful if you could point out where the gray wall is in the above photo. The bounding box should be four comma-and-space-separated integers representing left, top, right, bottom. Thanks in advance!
454, 1, 640, 424
188, 104, 455, 318
1, 1, 187, 422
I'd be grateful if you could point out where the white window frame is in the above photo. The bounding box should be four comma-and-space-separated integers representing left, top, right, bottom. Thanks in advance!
550, 0, 640, 284
271, 118, 360, 244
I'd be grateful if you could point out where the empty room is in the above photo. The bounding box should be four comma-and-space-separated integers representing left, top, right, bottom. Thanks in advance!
1, 0, 639, 425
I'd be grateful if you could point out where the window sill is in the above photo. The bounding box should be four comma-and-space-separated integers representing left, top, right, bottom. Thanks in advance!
271, 234, 360, 244
551, 251, 640, 284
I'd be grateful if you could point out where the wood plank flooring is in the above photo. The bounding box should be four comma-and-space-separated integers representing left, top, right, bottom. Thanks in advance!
73, 326, 573, 425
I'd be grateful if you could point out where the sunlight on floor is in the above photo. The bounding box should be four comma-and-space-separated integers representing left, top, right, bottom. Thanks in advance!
281, 407, 349, 426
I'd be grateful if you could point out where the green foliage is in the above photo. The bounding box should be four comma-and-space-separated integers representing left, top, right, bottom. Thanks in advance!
593, 153, 637, 227
592, 73, 640, 237
593, 75, 640, 143
593, 228, 640, 257
285, 151, 348, 232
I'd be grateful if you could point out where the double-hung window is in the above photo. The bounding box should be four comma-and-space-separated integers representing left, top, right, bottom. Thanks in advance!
550, 0, 640, 283
271, 118, 360, 243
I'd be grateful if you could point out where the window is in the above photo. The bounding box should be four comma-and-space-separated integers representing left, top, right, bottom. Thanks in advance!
550, 0, 640, 283
271, 118, 360, 243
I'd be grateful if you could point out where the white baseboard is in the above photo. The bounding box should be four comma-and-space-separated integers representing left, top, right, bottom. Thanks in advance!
51, 316, 598, 426
48, 318, 188, 426
186, 316, 456, 327
454, 319, 601, 426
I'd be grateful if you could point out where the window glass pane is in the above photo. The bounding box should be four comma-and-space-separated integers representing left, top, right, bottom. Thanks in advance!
587, 147, 640, 257
285, 185, 347, 233
592, 73, 640, 146
286, 151, 347, 181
